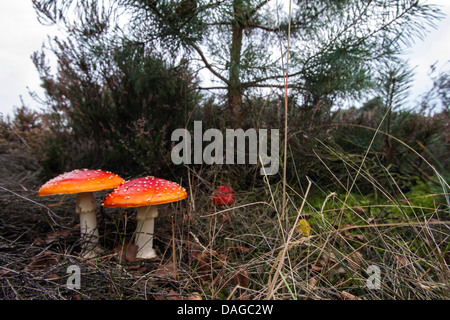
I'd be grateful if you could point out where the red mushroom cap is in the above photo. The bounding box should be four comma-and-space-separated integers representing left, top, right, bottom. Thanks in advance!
38, 169, 125, 196
102, 176, 188, 208
211, 186, 235, 207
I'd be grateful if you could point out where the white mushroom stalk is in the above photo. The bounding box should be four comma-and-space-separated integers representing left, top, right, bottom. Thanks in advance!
102, 176, 188, 260
135, 205, 159, 259
76, 192, 102, 259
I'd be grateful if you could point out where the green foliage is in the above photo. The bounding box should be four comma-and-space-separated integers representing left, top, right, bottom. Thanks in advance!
332, 106, 449, 191
33, 0, 444, 125
328, 58, 449, 194
32, 37, 198, 178
123, 0, 207, 50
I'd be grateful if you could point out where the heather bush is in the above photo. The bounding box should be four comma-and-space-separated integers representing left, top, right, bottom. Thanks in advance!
332, 100, 449, 193
33, 40, 198, 179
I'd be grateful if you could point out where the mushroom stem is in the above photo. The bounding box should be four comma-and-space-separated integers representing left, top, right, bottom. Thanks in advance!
135, 205, 159, 259
76, 192, 102, 258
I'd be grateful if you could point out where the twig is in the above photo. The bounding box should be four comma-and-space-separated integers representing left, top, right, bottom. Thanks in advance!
5, 279, 21, 300
200, 201, 274, 218
0, 186, 67, 228
280, 0, 293, 234
8, 124, 31, 150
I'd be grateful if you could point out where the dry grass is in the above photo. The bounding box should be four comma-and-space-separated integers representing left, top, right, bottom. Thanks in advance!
0, 135, 449, 300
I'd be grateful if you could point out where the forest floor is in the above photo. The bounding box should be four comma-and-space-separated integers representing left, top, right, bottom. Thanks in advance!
1, 149, 449, 300
0, 152, 172, 300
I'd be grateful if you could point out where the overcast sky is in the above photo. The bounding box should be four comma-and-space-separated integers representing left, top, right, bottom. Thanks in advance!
1, 0, 449, 119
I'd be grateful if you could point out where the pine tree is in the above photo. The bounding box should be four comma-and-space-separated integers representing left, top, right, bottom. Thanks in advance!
33, 0, 443, 125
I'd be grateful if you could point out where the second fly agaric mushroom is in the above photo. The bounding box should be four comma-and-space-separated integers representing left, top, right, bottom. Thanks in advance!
211, 186, 235, 207
102, 176, 187, 259
38, 169, 125, 258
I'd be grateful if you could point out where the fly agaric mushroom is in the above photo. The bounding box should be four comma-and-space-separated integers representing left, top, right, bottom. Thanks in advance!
211, 186, 235, 207
38, 169, 125, 258
102, 176, 187, 259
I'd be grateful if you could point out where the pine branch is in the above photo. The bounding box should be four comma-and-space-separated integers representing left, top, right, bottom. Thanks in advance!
249, 0, 272, 17
247, 22, 278, 33
189, 42, 229, 84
